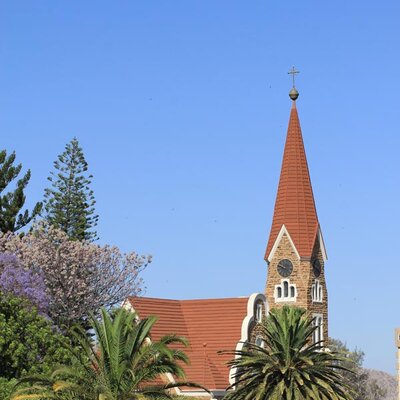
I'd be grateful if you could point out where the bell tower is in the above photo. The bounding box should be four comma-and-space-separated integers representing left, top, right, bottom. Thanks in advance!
264, 70, 328, 343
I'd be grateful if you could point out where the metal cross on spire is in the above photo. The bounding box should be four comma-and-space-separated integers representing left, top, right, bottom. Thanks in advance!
288, 66, 300, 88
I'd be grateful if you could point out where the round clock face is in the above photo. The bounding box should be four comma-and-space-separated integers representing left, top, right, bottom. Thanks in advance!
277, 259, 293, 277
312, 259, 322, 277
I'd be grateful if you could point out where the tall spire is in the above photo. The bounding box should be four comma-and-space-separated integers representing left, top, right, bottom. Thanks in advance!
265, 79, 321, 261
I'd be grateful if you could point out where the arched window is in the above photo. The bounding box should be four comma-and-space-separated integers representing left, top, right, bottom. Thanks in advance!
312, 314, 323, 345
283, 281, 289, 297
311, 280, 323, 303
274, 280, 296, 302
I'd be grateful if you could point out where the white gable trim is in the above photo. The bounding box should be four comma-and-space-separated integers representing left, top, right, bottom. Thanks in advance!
266, 224, 300, 262
318, 228, 328, 262
121, 299, 134, 311
229, 293, 268, 387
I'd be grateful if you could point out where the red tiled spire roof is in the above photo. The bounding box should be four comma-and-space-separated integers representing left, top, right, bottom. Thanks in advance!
265, 101, 320, 260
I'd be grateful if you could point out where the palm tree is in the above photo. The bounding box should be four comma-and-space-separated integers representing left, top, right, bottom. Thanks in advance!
223, 306, 354, 400
13, 307, 203, 400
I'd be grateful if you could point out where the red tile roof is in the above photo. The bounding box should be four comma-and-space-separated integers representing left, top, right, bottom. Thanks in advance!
126, 296, 249, 391
265, 101, 320, 260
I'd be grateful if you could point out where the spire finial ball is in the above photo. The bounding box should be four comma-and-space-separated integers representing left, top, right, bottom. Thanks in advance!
289, 87, 299, 101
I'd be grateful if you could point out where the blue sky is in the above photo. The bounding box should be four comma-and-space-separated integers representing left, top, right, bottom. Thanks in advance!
1, 1, 399, 373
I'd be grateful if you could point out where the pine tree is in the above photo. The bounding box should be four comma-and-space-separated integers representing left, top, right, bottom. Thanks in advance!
0, 150, 42, 233
44, 137, 98, 241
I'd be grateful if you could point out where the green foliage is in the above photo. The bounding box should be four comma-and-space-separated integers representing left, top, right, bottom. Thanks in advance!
13, 307, 204, 400
0, 378, 17, 400
0, 293, 72, 380
44, 137, 98, 242
224, 306, 354, 400
329, 338, 386, 400
0, 150, 42, 233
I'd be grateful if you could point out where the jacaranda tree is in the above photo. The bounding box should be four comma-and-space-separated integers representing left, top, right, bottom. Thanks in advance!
0, 253, 48, 313
0, 223, 151, 329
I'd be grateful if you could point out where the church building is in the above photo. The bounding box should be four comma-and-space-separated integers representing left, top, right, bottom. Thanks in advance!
123, 79, 328, 399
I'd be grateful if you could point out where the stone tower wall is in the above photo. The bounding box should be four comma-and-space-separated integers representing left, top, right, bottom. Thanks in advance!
265, 231, 328, 343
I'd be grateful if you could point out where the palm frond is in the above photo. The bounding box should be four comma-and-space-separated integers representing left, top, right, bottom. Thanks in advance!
13, 307, 203, 400
223, 306, 354, 400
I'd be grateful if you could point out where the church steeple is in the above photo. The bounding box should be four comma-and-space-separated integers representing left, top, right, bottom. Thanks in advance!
265, 98, 322, 261
264, 74, 328, 344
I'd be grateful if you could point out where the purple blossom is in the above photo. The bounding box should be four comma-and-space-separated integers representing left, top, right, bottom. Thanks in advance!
0, 253, 20, 271
0, 253, 48, 313
0, 224, 150, 327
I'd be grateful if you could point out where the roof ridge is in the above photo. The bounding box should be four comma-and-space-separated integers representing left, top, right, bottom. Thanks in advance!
128, 295, 180, 302
130, 295, 250, 302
